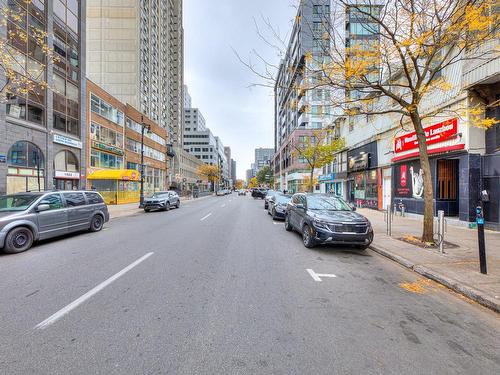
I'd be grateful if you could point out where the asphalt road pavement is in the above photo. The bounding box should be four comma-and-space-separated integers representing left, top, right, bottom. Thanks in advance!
1, 195, 499, 374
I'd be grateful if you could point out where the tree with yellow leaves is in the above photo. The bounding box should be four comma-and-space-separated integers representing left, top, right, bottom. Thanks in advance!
235, 179, 244, 190
248, 177, 259, 189
241, 0, 499, 242
292, 129, 345, 193
0, 1, 58, 101
197, 164, 220, 192
301, 175, 319, 193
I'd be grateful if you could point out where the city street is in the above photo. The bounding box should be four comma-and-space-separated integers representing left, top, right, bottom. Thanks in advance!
0, 195, 499, 374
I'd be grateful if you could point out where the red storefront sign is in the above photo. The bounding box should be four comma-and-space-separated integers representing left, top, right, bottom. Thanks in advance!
394, 118, 458, 154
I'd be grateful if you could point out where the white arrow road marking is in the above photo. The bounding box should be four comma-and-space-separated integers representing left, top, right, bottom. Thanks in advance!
35, 252, 154, 330
200, 213, 212, 221
307, 269, 337, 282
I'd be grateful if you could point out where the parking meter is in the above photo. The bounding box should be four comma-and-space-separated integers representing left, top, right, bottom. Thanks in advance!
476, 205, 487, 274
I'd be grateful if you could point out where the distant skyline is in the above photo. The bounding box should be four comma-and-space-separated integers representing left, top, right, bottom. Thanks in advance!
183, 0, 297, 179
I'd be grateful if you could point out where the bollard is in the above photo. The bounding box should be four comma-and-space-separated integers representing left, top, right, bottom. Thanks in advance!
386, 205, 392, 236
437, 210, 445, 254
401, 205, 405, 217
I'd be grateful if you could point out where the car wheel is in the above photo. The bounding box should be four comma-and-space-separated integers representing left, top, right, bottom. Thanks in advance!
302, 225, 316, 248
264, 203, 268, 209
284, 215, 293, 231
90, 214, 104, 232
144, 208, 150, 212
176, 200, 180, 208
271, 208, 277, 220
165, 202, 170, 211
3, 227, 34, 254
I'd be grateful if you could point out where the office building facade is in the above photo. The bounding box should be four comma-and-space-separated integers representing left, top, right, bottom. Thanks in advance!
1, 0, 87, 194
255, 148, 273, 171
273, 0, 335, 193
231, 159, 237, 184
86, 0, 183, 184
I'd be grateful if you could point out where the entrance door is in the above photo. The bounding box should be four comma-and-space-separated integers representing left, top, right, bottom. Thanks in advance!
55, 179, 78, 190
383, 176, 391, 209
347, 180, 355, 203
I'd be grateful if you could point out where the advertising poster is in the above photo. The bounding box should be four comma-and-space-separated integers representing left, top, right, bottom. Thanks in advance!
393, 160, 424, 199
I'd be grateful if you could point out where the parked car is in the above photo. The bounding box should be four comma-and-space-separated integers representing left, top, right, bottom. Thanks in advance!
144, 191, 180, 212
263, 190, 277, 209
238, 189, 246, 196
284, 193, 373, 249
267, 193, 292, 220
216, 189, 225, 196
0, 190, 109, 254
251, 188, 268, 199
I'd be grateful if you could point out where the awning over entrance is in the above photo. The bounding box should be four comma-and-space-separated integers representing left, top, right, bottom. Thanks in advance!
87, 169, 140, 181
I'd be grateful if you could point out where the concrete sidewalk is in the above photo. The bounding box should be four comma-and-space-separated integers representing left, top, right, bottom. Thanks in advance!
108, 194, 213, 219
359, 208, 500, 312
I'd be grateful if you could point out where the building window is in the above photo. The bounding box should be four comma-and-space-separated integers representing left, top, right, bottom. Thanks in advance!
90, 123, 124, 148
5, 1, 47, 126
54, 150, 78, 172
90, 150, 124, 169
7, 141, 45, 169
126, 118, 166, 145
90, 94, 124, 126
125, 138, 165, 162
311, 105, 324, 115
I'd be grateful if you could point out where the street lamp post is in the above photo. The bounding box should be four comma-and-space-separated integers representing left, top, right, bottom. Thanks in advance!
139, 116, 151, 208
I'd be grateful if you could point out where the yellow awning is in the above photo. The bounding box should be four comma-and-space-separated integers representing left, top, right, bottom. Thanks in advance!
87, 169, 140, 181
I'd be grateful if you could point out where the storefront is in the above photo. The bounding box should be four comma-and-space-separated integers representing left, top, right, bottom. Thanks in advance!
391, 118, 477, 220
54, 150, 80, 190
87, 169, 140, 205
392, 157, 463, 216
319, 172, 346, 198
347, 141, 379, 209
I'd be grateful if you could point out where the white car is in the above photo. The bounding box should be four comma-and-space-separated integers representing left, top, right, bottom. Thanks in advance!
216, 189, 225, 196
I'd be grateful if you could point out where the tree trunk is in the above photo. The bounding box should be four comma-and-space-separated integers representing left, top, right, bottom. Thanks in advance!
309, 168, 314, 193
410, 112, 434, 243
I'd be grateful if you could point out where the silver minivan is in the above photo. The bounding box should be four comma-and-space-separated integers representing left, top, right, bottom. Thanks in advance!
0, 190, 110, 254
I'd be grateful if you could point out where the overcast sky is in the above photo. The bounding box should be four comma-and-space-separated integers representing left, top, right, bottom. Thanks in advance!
183, 1, 297, 180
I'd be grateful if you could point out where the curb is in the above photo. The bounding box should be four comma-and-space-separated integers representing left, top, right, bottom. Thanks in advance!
369, 244, 500, 313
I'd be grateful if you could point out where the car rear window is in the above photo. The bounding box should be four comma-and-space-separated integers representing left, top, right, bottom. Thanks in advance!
63, 192, 86, 206
85, 192, 104, 204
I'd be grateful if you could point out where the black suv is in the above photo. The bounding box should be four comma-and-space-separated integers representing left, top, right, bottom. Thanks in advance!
251, 188, 268, 199
284, 193, 373, 249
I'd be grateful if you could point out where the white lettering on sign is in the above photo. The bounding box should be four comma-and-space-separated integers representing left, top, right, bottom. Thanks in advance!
55, 171, 80, 179
53, 133, 82, 149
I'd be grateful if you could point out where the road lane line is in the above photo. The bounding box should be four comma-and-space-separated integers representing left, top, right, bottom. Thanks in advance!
200, 213, 212, 221
307, 269, 336, 282
34, 252, 154, 330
